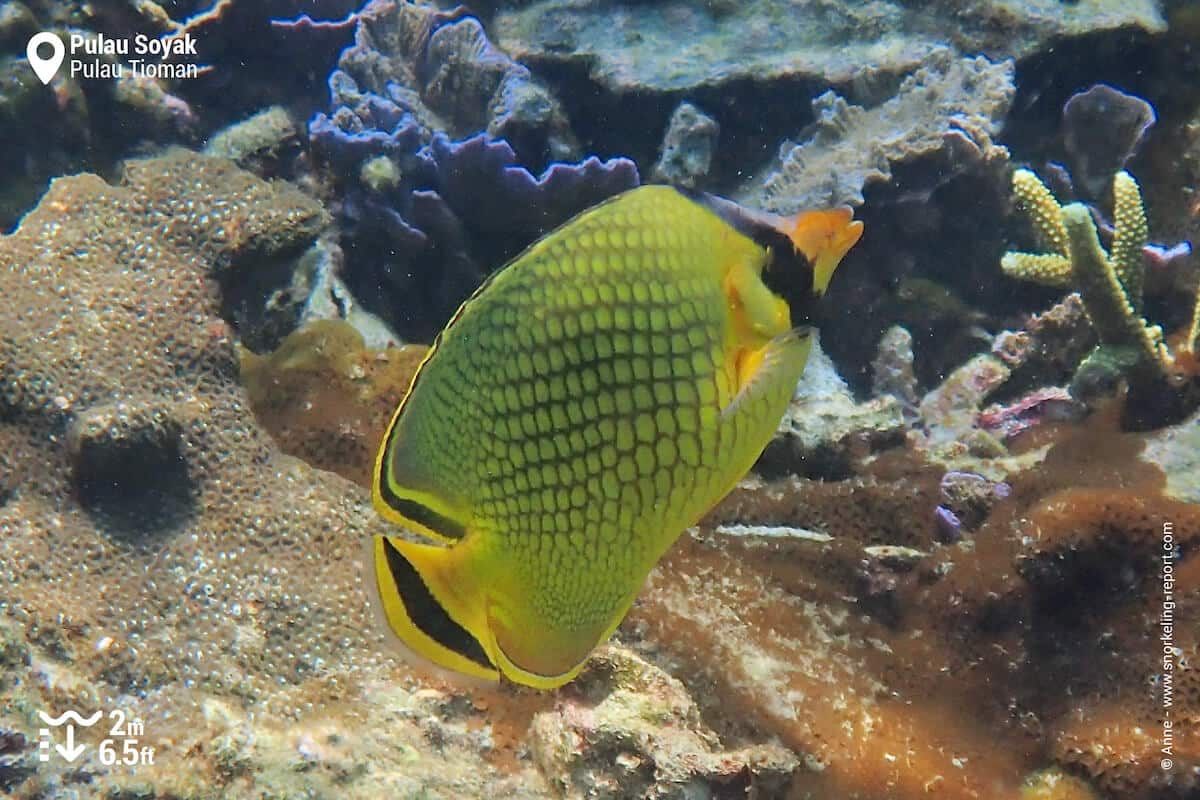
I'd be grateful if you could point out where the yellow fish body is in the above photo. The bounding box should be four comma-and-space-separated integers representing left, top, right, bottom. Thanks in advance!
370, 185, 861, 688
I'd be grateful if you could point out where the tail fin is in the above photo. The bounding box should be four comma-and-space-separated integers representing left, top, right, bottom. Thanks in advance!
366, 535, 499, 684
782, 208, 863, 294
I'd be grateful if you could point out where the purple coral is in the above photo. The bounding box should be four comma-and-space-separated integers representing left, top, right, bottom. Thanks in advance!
308, 1, 641, 340
309, 79, 427, 170
934, 506, 963, 544
431, 134, 638, 235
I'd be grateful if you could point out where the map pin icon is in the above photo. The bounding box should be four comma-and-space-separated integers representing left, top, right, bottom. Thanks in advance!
26, 32, 65, 85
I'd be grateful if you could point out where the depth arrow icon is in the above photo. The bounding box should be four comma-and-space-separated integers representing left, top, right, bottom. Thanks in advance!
55, 724, 87, 762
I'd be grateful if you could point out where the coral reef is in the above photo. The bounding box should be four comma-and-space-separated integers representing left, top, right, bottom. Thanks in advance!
1002, 167, 1200, 422
753, 50, 1017, 392
492, 0, 1165, 95
530, 648, 798, 798
990, 293, 1097, 394
744, 49, 1014, 214
760, 339, 906, 480
0, 150, 557, 798
240, 319, 427, 487
308, 0, 639, 340
625, 419, 1198, 800
938, 469, 1010, 532
0, 0, 358, 230
1020, 767, 1101, 800
1, 2, 1198, 798
650, 101, 719, 189
978, 386, 1084, 442
156, 0, 361, 115
312, 0, 573, 160
1061, 83, 1157, 201
203, 105, 301, 175
870, 325, 919, 414
914, 353, 1012, 459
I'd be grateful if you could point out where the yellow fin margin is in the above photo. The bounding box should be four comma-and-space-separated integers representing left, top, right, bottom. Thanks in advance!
367, 535, 500, 684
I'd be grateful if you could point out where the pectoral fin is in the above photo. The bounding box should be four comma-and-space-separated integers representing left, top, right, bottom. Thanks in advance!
724, 328, 813, 422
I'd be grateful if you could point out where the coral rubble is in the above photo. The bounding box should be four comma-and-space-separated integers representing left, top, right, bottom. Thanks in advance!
531, 648, 798, 798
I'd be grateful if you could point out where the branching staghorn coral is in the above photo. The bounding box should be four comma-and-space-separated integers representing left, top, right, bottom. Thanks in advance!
1002, 168, 1200, 408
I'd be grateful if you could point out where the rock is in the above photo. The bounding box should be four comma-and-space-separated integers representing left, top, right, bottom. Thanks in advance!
651, 102, 719, 189
531, 647, 799, 799
760, 337, 906, 479
493, 0, 1163, 96
204, 105, 300, 174
1061, 84, 1156, 201
871, 324, 919, 412
743, 50, 1014, 213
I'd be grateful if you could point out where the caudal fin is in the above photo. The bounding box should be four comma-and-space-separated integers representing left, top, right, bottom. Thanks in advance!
366, 535, 499, 684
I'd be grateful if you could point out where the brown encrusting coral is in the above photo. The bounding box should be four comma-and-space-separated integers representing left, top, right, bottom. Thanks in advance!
623, 416, 1198, 799
0, 151, 554, 797
240, 320, 428, 487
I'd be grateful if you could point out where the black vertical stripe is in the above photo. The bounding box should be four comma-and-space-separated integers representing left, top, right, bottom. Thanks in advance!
381, 538, 492, 670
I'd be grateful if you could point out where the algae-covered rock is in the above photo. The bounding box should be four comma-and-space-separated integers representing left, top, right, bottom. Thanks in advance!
760, 338, 905, 479
240, 319, 427, 488
651, 101, 719, 189
204, 105, 300, 173
1144, 406, 1200, 503
531, 647, 799, 799
742, 49, 1014, 213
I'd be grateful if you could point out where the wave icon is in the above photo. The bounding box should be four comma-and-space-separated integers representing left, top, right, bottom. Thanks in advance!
38, 710, 103, 727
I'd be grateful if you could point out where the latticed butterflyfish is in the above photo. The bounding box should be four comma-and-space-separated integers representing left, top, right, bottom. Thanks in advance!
369, 185, 862, 688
